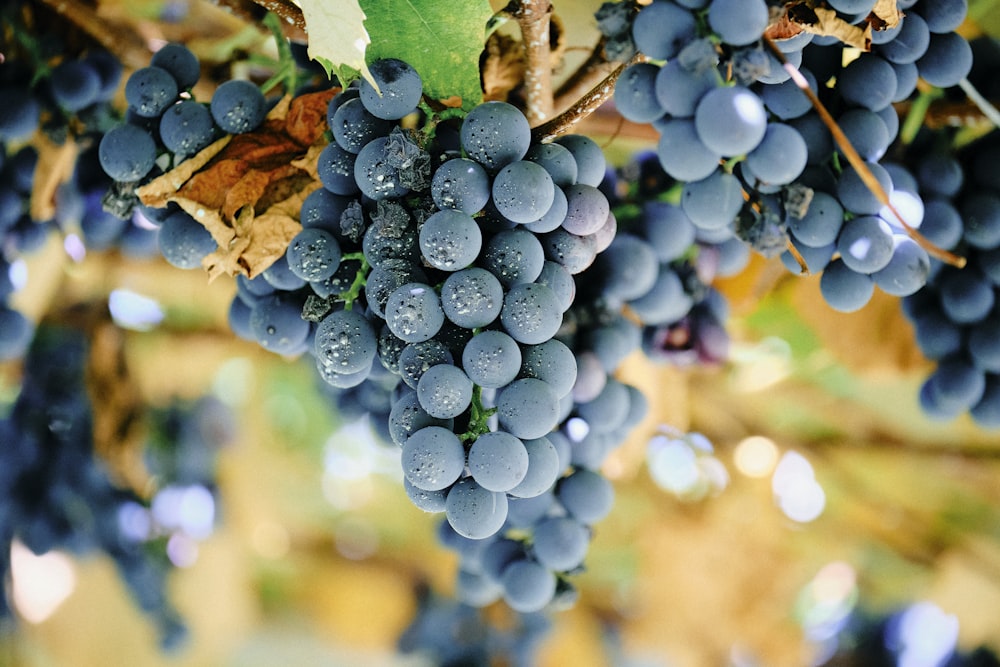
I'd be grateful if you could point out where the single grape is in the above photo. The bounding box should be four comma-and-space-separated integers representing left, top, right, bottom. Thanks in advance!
210, 79, 266, 134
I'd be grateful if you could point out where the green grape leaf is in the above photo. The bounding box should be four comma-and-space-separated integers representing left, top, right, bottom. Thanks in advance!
359, 0, 491, 110
292, 0, 374, 88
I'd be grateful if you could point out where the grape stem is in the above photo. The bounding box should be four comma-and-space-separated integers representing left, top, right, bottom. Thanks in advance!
506, 0, 555, 126
957, 77, 1000, 130
337, 252, 370, 311
531, 51, 647, 143
761, 35, 967, 269
256, 12, 299, 95
458, 385, 497, 444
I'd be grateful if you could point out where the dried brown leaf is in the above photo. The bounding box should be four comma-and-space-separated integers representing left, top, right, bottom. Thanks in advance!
135, 88, 337, 279
870, 0, 902, 31
790, 4, 871, 51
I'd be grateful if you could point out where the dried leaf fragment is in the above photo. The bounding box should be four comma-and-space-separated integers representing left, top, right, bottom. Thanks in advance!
136, 88, 337, 279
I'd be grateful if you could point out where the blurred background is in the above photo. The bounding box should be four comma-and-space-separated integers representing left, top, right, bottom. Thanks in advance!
2, 0, 1000, 666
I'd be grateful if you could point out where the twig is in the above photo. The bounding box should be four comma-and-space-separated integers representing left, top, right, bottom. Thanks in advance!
762, 35, 966, 269
508, 0, 554, 126
531, 51, 646, 143
553, 37, 619, 114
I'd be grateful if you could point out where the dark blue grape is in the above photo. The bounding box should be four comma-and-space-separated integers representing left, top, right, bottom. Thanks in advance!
210, 80, 266, 134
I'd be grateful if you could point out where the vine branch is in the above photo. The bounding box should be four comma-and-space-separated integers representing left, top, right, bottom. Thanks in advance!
531, 51, 646, 143
507, 0, 554, 126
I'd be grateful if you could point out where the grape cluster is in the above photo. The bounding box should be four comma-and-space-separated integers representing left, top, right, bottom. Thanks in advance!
899, 132, 1000, 428
604, 0, 975, 312
0, 324, 186, 648
1, 18, 116, 360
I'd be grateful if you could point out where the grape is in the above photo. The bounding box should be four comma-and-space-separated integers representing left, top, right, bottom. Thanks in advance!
317, 142, 360, 196
614, 63, 665, 123
878, 13, 930, 64
460, 101, 531, 171
969, 314, 1000, 372
586, 316, 641, 372
938, 268, 995, 324
99, 124, 157, 182
655, 118, 721, 182
388, 391, 453, 446
496, 378, 560, 440
481, 228, 545, 288
836, 215, 895, 273
694, 86, 767, 157
159, 100, 216, 158
631, 0, 697, 60
961, 193, 1000, 249
354, 136, 410, 200
561, 184, 611, 236
299, 188, 353, 234
912, 309, 963, 359
500, 559, 556, 613
431, 158, 491, 214
500, 283, 563, 345
0, 87, 41, 141
836, 109, 891, 163
261, 254, 307, 291
534, 260, 575, 312
916, 0, 968, 33
461, 330, 522, 389
523, 186, 568, 234
593, 233, 659, 302
708, 0, 768, 46
524, 143, 578, 188
314, 307, 378, 374
385, 283, 445, 343
125, 66, 179, 117
331, 97, 394, 153
401, 426, 466, 491
440, 267, 504, 329
556, 469, 614, 524
445, 477, 509, 539
681, 170, 744, 230
925, 356, 986, 412
872, 236, 931, 296
419, 209, 482, 271
916, 32, 973, 87
467, 431, 529, 492
744, 123, 808, 186
0, 307, 33, 361
819, 258, 875, 312
210, 79, 267, 134
150, 43, 200, 89
249, 294, 311, 355
836, 162, 894, 215
532, 516, 590, 572
157, 210, 217, 269
828, 0, 875, 11
404, 477, 448, 513
518, 339, 578, 400
492, 161, 556, 224
790, 113, 835, 166
627, 267, 695, 325
654, 59, 718, 118
760, 69, 816, 120
838, 54, 898, 111
359, 59, 423, 120
971, 376, 1000, 428
576, 378, 630, 434
640, 202, 696, 262
362, 214, 420, 268
507, 436, 561, 499
286, 227, 341, 282
417, 364, 473, 419
553, 135, 605, 187
396, 340, 452, 389
50, 60, 101, 112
